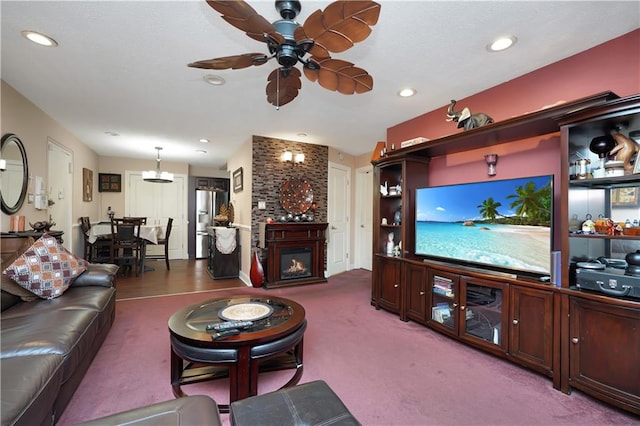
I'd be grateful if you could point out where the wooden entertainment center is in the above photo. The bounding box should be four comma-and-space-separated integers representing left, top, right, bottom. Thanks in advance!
372, 92, 640, 415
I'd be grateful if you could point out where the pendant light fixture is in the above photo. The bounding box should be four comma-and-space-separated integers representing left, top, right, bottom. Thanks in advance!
142, 147, 174, 183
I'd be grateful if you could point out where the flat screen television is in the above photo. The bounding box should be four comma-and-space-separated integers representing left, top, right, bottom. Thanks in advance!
415, 175, 553, 277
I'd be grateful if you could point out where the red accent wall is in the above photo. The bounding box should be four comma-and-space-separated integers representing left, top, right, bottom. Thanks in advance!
386, 29, 639, 251
388, 29, 640, 153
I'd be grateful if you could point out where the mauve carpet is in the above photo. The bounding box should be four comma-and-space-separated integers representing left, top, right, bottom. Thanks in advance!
59, 269, 638, 425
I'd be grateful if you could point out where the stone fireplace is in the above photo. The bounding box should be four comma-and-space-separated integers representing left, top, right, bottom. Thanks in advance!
262, 222, 328, 288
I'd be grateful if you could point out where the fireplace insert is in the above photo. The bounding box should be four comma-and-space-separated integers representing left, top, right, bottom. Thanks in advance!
280, 247, 313, 281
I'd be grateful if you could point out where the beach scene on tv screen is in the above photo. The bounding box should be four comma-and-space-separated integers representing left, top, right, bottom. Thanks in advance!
416, 176, 552, 274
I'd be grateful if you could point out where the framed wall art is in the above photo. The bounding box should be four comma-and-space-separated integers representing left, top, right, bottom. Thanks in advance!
612, 187, 639, 207
233, 167, 243, 192
82, 168, 93, 201
98, 173, 121, 192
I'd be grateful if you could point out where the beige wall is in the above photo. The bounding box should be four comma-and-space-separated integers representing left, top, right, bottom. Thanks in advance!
226, 140, 252, 285
97, 156, 190, 222
2, 78, 378, 271
189, 165, 229, 179
1, 80, 100, 239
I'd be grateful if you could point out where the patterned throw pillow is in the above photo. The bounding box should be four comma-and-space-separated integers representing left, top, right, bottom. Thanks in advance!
3, 234, 87, 299
0, 237, 39, 301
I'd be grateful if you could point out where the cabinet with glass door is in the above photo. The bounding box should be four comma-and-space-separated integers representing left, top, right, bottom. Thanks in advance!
428, 268, 507, 353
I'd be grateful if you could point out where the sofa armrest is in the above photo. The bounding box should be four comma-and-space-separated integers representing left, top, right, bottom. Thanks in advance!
71, 263, 119, 288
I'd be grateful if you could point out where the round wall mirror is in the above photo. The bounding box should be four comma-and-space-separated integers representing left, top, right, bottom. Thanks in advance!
1, 133, 29, 215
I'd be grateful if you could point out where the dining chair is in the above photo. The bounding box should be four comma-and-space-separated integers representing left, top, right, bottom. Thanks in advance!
79, 217, 111, 262
110, 218, 142, 276
148, 218, 173, 270
123, 217, 147, 225
79, 217, 93, 261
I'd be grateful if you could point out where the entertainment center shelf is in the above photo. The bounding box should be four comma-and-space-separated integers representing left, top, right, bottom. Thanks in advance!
371, 92, 640, 415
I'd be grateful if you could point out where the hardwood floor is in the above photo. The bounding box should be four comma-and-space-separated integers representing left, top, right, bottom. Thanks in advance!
113, 258, 246, 300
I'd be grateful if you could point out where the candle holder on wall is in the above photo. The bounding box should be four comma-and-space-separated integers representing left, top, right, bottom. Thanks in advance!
484, 154, 498, 176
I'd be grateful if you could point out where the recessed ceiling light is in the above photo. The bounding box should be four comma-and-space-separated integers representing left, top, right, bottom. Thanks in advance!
487, 35, 517, 52
21, 30, 58, 47
398, 88, 416, 97
297, 133, 307, 137
196, 150, 207, 154
199, 138, 209, 143
104, 131, 119, 137
203, 74, 225, 86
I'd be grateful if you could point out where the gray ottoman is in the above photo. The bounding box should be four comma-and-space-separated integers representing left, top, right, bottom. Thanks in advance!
76, 395, 221, 426
230, 380, 360, 426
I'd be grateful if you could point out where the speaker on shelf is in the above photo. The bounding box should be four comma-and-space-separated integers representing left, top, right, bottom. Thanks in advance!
551, 251, 562, 286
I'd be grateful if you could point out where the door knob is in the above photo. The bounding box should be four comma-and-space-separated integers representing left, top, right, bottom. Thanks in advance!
512, 319, 519, 325
571, 338, 579, 344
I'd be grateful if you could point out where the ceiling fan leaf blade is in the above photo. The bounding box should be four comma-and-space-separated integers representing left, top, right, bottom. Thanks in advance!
312, 58, 373, 94
188, 53, 267, 70
206, 0, 276, 43
341, 1, 381, 26
336, 78, 357, 95
266, 68, 302, 107
303, 67, 319, 83
302, 1, 381, 53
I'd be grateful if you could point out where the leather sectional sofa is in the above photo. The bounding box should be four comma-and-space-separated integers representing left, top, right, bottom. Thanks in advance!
1, 236, 119, 426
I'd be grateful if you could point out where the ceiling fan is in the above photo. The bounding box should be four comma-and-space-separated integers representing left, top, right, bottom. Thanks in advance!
189, 0, 381, 107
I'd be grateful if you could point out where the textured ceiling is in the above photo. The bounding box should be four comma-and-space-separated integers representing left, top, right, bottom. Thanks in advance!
2, 1, 639, 169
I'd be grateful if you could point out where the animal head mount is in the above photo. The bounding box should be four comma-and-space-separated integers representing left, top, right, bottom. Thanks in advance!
446, 99, 494, 131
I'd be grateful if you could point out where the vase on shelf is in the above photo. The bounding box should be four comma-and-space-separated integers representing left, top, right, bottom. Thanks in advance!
250, 247, 265, 288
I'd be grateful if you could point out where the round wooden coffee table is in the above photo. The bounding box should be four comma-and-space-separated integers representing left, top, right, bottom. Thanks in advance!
168, 295, 306, 413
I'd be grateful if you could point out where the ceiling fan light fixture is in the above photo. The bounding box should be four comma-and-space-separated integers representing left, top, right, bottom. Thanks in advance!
398, 88, 416, 98
21, 30, 58, 47
143, 147, 174, 183
487, 35, 517, 52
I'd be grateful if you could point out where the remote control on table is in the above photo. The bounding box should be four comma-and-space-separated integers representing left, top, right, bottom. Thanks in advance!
206, 320, 253, 332
211, 329, 241, 340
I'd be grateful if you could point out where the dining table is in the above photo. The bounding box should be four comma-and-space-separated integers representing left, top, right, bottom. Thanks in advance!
86, 222, 163, 272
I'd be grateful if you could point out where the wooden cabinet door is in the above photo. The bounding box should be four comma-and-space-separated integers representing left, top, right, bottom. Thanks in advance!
404, 262, 428, 324
378, 257, 402, 314
569, 297, 640, 414
427, 269, 458, 338
509, 286, 553, 376
459, 276, 508, 354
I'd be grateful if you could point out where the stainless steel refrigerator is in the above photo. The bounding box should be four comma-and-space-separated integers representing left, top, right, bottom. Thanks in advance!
195, 188, 227, 259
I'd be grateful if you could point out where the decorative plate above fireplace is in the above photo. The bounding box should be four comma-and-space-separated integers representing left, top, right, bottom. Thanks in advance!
280, 179, 313, 215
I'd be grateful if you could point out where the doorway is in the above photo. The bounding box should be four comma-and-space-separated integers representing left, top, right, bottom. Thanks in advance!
327, 162, 351, 276
125, 171, 188, 259
47, 139, 73, 250
354, 165, 373, 270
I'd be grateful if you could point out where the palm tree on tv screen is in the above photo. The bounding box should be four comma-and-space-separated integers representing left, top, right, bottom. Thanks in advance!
507, 181, 551, 225
477, 197, 503, 221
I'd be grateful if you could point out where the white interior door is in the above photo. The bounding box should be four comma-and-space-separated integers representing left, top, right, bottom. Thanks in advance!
126, 172, 187, 259
355, 166, 373, 270
327, 162, 350, 276
47, 140, 73, 250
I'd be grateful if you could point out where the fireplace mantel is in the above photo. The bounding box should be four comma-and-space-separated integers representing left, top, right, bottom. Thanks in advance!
263, 222, 328, 288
